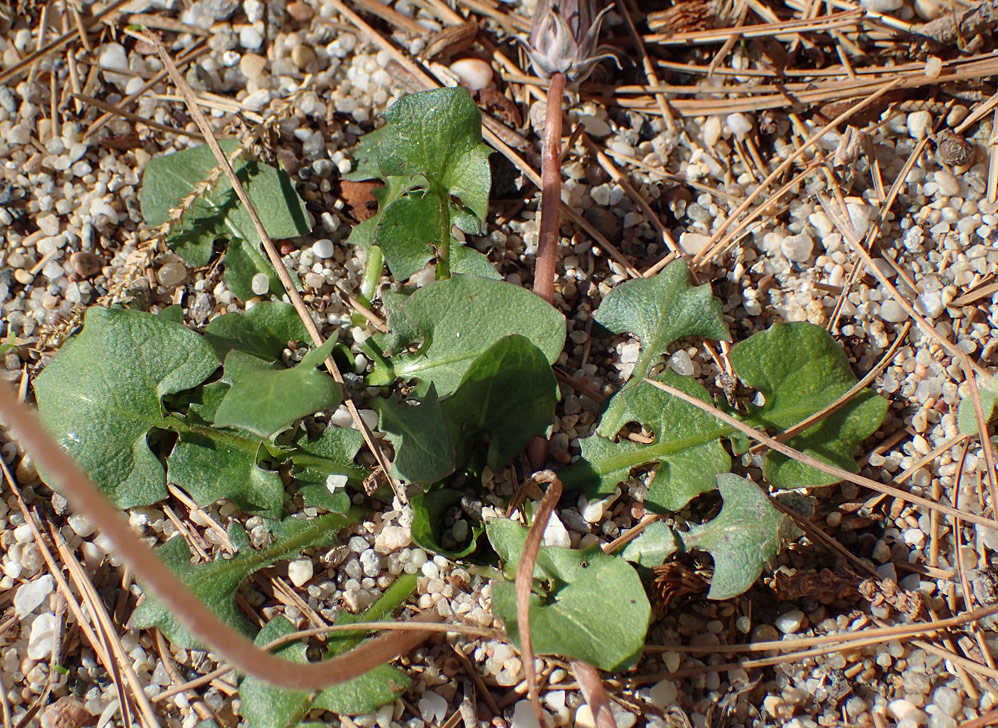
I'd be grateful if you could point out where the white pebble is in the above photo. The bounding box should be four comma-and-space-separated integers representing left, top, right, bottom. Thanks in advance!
312, 238, 334, 259
27, 613, 58, 659
725, 112, 752, 139
449, 58, 493, 90
287, 558, 313, 587
375, 525, 411, 552
157, 262, 187, 288
679, 232, 710, 255
542, 511, 572, 548
359, 549, 382, 577
648, 679, 678, 708
880, 300, 907, 323
669, 349, 694, 376
933, 687, 961, 717
250, 272, 270, 296
240, 24, 264, 50
781, 232, 813, 262
512, 700, 551, 728
702, 116, 722, 147
98, 43, 130, 86
418, 691, 448, 723
903, 528, 925, 547
14, 575, 54, 617
774, 609, 804, 634
325, 473, 348, 493
579, 114, 611, 138
907, 110, 931, 139
924, 55, 943, 78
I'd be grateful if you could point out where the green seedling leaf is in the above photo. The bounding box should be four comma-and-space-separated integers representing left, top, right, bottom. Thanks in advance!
410, 489, 482, 557
33, 307, 219, 508
621, 521, 680, 567
375, 386, 455, 484
203, 301, 310, 362
239, 575, 417, 725
594, 259, 729, 385
129, 513, 354, 648
487, 520, 651, 671
563, 371, 731, 512
291, 426, 368, 513
214, 339, 342, 439
730, 322, 888, 488
451, 245, 500, 279
139, 140, 308, 298
376, 87, 491, 223
441, 335, 558, 471
958, 378, 998, 436
368, 275, 566, 397
346, 88, 492, 280
680, 473, 796, 600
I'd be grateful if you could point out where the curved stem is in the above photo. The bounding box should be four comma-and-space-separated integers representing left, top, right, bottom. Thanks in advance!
533, 71, 567, 304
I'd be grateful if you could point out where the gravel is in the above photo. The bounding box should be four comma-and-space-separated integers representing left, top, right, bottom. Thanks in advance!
2, 0, 998, 725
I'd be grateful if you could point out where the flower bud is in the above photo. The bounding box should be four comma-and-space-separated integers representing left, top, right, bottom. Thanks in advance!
526, 0, 616, 83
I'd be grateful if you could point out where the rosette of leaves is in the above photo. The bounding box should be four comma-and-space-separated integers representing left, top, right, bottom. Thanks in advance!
33, 304, 365, 517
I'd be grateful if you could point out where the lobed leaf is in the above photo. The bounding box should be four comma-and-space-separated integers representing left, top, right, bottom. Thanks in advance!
214, 339, 342, 439
621, 521, 680, 567
129, 513, 355, 648
729, 322, 888, 488
33, 307, 219, 508
487, 520, 651, 671
291, 425, 368, 513
367, 275, 565, 397
680, 474, 796, 600
563, 371, 731, 512
594, 259, 729, 385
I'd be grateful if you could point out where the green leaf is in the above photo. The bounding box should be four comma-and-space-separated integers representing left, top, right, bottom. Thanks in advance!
376, 87, 492, 222
594, 259, 729, 385
139, 140, 308, 297
239, 577, 416, 725
33, 307, 219, 508
374, 386, 455, 484
291, 426, 367, 513
958, 379, 998, 436
451, 245, 500, 279
729, 322, 888, 488
487, 520, 651, 671
369, 275, 566, 397
680, 474, 796, 600
621, 521, 680, 567
203, 301, 311, 362
563, 371, 731, 512
214, 339, 342, 439
441, 335, 558, 471
129, 513, 354, 647
410, 489, 482, 557
373, 192, 445, 282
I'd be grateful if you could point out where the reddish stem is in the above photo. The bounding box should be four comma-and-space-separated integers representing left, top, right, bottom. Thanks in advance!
533, 70, 567, 304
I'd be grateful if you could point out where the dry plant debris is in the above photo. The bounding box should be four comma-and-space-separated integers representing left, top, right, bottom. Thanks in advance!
2, 0, 998, 726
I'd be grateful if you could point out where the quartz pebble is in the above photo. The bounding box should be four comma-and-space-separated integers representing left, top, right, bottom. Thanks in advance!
157, 262, 187, 288
312, 238, 334, 258
27, 613, 58, 659
418, 691, 448, 723
250, 273, 270, 296
287, 558, 313, 586
449, 58, 493, 91
69, 251, 102, 278
775, 609, 804, 634
14, 575, 53, 617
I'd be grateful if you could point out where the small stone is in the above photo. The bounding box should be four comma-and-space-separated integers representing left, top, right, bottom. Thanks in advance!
933, 687, 961, 716
240, 25, 264, 50
287, 558, 313, 586
880, 300, 907, 323
679, 231, 710, 255
648, 679, 678, 708
14, 575, 54, 617
774, 609, 804, 634
513, 700, 552, 728
312, 239, 334, 258
27, 613, 58, 659
703, 116, 722, 147
726, 112, 752, 139
98, 43, 129, 86
359, 549, 382, 577
924, 55, 943, 78
449, 58, 493, 91
907, 110, 931, 139
69, 251, 102, 278
250, 272, 270, 296
669, 350, 694, 376
542, 511, 572, 548
579, 114, 611, 138
40, 696, 94, 728
287, 1, 314, 21
781, 232, 813, 262
157, 262, 187, 288
418, 691, 448, 723
240, 53, 267, 80
291, 44, 315, 69
888, 699, 923, 722
68, 514, 95, 538
375, 525, 411, 552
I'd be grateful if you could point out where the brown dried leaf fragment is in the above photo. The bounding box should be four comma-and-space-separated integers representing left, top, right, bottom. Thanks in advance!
768, 568, 861, 604
858, 577, 923, 621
